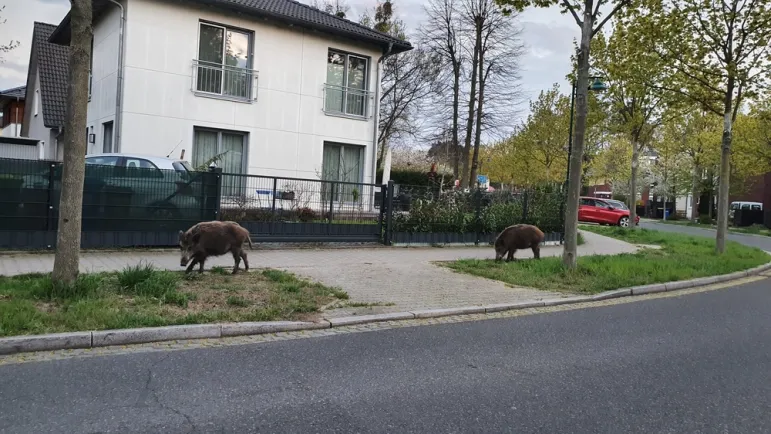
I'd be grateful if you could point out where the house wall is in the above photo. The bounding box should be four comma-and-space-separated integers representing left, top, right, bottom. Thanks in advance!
86, 2, 122, 154
24, 70, 57, 159
105, 0, 380, 184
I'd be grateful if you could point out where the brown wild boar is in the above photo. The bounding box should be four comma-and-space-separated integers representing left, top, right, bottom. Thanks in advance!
493, 224, 545, 262
179, 221, 253, 274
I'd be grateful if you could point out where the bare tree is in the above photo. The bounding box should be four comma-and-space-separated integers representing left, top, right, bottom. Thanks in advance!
421, 0, 465, 180
0, 5, 20, 62
310, 0, 350, 18
465, 0, 524, 186
52, 0, 92, 285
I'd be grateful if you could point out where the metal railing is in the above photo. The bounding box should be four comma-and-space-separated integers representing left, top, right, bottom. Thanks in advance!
192, 59, 259, 102
323, 83, 372, 118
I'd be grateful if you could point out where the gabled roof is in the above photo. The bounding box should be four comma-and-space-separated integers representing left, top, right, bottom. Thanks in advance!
0, 85, 26, 100
30, 22, 70, 129
49, 0, 412, 54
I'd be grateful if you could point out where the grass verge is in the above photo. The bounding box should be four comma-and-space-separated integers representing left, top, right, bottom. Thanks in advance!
443, 226, 770, 294
657, 220, 771, 237
0, 263, 348, 337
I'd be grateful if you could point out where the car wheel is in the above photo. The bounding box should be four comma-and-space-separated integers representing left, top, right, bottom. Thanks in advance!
618, 216, 630, 227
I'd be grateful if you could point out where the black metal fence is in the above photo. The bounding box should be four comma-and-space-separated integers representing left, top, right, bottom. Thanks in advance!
0, 157, 564, 249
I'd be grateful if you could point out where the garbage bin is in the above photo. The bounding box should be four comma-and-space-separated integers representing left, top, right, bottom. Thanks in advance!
664, 209, 670, 219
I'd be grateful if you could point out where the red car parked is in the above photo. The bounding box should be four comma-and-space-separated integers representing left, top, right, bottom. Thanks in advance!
579, 197, 639, 227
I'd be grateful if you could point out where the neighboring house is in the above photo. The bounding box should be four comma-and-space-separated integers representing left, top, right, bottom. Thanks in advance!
0, 85, 26, 137
21, 22, 69, 161
47, 0, 411, 198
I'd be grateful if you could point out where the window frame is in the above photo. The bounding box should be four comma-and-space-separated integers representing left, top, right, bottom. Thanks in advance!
324, 48, 371, 119
102, 121, 114, 153
194, 20, 256, 101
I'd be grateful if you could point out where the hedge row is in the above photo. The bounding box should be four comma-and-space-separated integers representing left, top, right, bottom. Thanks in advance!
391, 185, 565, 234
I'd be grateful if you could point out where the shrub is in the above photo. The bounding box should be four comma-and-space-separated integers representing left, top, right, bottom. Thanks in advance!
297, 207, 318, 222
698, 214, 713, 225
392, 184, 565, 234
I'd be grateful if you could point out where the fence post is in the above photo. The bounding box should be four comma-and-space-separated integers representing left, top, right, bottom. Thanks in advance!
45, 162, 57, 232
327, 182, 336, 235
377, 184, 386, 241
271, 177, 278, 217
203, 167, 222, 221
384, 180, 395, 246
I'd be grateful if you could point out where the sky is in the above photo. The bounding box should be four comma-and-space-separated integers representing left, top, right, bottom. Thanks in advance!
0, 0, 582, 120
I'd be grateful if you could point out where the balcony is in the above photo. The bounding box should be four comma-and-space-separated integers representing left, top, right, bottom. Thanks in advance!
191, 59, 259, 103
323, 84, 372, 120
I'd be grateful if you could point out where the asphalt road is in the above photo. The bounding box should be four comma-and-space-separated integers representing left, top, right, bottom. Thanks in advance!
2, 277, 771, 433
641, 220, 771, 252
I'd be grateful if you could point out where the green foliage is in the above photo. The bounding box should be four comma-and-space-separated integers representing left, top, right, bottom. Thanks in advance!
392, 185, 565, 234
376, 169, 452, 188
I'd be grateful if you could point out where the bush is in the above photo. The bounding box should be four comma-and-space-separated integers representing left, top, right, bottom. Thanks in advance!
699, 214, 713, 225
392, 184, 565, 234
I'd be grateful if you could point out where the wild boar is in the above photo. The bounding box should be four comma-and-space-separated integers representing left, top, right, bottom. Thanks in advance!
493, 224, 545, 262
179, 220, 253, 274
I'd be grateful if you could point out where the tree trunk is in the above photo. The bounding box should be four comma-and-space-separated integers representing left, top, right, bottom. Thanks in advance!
629, 142, 639, 228
562, 0, 594, 270
460, 17, 481, 189
51, 0, 92, 285
716, 109, 733, 254
469, 23, 486, 189
452, 63, 461, 181
690, 161, 700, 221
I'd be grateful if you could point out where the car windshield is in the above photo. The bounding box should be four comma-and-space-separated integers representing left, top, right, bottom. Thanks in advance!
607, 200, 628, 210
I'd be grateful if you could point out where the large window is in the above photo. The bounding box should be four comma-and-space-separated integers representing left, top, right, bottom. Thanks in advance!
195, 22, 254, 100
321, 142, 364, 203
192, 128, 247, 197
324, 50, 369, 118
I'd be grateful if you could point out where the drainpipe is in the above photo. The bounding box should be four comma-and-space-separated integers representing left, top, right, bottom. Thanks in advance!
371, 42, 394, 185
14, 95, 20, 137
107, 0, 125, 152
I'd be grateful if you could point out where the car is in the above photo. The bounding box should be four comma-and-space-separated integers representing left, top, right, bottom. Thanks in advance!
603, 199, 640, 226
19, 153, 202, 227
578, 196, 634, 227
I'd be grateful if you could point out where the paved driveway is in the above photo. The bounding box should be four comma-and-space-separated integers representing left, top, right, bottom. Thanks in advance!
0, 231, 637, 317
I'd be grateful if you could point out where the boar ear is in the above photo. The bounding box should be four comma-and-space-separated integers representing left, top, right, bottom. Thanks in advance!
178, 230, 185, 241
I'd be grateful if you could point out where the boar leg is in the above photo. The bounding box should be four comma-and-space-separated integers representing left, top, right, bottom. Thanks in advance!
531, 244, 541, 259
506, 249, 516, 262
232, 250, 241, 274
185, 258, 198, 274
240, 251, 249, 271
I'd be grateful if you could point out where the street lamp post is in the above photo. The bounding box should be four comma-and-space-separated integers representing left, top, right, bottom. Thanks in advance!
565, 76, 609, 186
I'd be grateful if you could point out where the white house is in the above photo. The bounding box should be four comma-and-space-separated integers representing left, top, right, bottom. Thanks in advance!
43, 0, 411, 198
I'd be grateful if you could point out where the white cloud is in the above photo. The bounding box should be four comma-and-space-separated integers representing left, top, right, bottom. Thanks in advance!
0, 0, 69, 90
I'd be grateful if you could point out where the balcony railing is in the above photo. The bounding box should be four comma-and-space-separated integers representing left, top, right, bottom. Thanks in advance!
192, 59, 259, 102
323, 84, 372, 119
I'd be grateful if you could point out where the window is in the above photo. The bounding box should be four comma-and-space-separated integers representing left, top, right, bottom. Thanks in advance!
594, 200, 610, 209
192, 128, 247, 197
325, 49, 369, 117
195, 22, 254, 100
86, 156, 120, 166
34, 89, 39, 116
124, 157, 164, 179
321, 142, 364, 203
102, 121, 113, 153
580, 198, 595, 207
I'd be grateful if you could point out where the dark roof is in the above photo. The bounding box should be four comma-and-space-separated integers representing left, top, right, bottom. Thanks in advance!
50, 0, 412, 54
32, 22, 70, 129
0, 85, 26, 99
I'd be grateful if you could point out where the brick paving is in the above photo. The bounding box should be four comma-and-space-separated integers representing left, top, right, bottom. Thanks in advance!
0, 231, 637, 317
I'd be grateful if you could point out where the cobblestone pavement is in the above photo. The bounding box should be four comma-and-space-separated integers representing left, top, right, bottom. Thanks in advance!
1, 275, 763, 367
0, 231, 637, 317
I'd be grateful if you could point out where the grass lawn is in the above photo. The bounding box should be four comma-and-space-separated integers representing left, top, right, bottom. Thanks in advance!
444, 226, 770, 294
0, 264, 348, 337
658, 220, 771, 237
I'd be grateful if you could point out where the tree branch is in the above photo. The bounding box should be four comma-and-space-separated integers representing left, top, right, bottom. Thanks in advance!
562, 0, 583, 27
592, 0, 630, 37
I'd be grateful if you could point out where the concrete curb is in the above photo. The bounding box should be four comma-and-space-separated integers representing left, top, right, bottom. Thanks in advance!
2, 260, 771, 356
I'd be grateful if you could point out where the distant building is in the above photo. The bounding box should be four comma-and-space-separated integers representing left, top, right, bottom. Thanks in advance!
0, 85, 26, 137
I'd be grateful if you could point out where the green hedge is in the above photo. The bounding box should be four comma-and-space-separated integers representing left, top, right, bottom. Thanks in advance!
392, 184, 565, 234
376, 169, 453, 189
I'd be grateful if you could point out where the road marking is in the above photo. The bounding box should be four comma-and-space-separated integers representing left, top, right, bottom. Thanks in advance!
0, 275, 766, 367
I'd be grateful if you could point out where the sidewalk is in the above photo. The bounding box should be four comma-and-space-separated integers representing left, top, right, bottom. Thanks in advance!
0, 231, 637, 318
